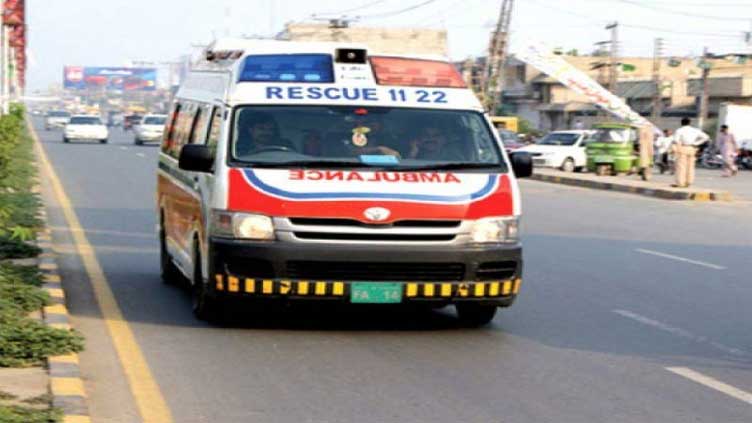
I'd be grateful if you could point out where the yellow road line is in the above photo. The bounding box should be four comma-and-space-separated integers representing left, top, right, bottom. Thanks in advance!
32, 124, 173, 423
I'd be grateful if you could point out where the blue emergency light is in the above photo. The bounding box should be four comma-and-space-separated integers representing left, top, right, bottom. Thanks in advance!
238, 54, 334, 83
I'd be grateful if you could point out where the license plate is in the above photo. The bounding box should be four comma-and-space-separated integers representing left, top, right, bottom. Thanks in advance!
350, 282, 403, 304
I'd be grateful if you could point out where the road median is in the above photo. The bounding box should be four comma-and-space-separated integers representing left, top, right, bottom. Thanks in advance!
530, 169, 733, 202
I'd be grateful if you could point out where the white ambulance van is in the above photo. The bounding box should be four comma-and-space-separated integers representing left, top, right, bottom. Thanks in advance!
157, 39, 532, 325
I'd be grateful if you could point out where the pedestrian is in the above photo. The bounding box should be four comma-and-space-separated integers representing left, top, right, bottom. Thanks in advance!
574, 119, 584, 130
671, 117, 709, 188
654, 129, 674, 174
716, 124, 740, 177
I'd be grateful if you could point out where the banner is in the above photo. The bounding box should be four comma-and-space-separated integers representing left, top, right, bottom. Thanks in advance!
63, 66, 157, 91
514, 43, 657, 130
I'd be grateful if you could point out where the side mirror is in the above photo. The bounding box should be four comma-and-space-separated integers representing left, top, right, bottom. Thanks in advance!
179, 144, 214, 173
510, 152, 533, 178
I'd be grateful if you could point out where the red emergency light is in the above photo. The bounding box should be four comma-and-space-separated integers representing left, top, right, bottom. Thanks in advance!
370, 56, 467, 89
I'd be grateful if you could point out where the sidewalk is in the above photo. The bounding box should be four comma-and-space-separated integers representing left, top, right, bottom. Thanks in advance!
530, 167, 749, 202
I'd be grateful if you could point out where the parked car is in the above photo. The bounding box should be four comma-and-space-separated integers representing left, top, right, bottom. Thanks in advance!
497, 129, 526, 154
63, 115, 109, 144
44, 110, 71, 130
518, 130, 593, 172
133, 114, 167, 145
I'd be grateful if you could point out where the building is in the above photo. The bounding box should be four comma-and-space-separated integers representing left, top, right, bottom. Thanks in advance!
461, 53, 752, 132
278, 23, 448, 56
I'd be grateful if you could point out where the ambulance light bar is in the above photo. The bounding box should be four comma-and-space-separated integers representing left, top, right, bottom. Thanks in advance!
370, 56, 467, 88
238, 54, 334, 83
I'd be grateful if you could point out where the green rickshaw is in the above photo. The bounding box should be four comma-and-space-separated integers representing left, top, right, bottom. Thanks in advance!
585, 123, 640, 176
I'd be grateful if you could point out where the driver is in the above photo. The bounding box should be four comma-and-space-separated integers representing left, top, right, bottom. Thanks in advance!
235, 111, 293, 156
407, 126, 465, 161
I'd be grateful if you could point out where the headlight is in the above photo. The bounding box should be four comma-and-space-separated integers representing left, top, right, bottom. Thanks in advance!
470, 217, 519, 243
211, 210, 274, 240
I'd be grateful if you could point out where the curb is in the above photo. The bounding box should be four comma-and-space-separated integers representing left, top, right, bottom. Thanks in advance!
30, 120, 92, 423
530, 173, 733, 202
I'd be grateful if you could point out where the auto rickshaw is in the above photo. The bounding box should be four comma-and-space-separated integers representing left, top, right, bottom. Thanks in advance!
586, 122, 641, 176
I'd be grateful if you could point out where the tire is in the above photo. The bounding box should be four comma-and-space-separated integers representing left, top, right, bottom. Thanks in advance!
100, 138, 108, 144
159, 219, 182, 285
595, 164, 611, 176
560, 158, 575, 172
134, 138, 143, 145
62, 137, 69, 143
456, 304, 498, 327
191, 240, 219, 322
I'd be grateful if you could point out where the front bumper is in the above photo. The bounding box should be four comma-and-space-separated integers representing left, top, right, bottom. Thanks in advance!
209, 238, 523, 306
136, 133, 163, 142
65, 134, 106, 141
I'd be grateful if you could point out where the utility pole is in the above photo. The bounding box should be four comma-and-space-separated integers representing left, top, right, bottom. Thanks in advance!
482, 0, 515, 115
606, 21, 619, 93
651, 38, 664, 122
698, 47, 711, 129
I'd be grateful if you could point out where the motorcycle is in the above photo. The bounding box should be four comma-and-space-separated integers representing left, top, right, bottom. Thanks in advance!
698, 144, 724, 169
737, 140, 752, 170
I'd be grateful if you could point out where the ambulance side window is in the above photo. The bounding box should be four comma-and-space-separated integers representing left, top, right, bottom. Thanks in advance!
190, 104, 212, 145
170, 103, 196, 159
206, 107, 223, 156
162, 103, 181, 157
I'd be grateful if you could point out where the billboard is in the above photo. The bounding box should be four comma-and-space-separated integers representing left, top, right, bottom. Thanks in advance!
63, 66, 157, 91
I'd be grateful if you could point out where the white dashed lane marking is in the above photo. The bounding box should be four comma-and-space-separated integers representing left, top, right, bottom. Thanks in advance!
666, 367, 752, 405
635, 248, 726, 270
136, 153, 145, 158
612, 309, 746, 357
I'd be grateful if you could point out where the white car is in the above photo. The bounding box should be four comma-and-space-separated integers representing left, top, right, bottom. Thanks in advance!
63, 115, 109, 144
133, 114, 167, 145
518, 130, 593, 172
44, 110, 71, 130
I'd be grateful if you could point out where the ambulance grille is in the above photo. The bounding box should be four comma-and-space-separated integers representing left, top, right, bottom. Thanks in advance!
286, 261, 465, 281
289, 218, 461, 228
293, 232, 455, 242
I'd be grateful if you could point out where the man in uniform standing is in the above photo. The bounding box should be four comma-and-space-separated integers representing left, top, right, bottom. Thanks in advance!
672, 117, 709, 187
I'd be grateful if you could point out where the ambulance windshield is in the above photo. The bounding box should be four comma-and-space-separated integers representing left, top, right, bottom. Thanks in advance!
231, 106, 505, 171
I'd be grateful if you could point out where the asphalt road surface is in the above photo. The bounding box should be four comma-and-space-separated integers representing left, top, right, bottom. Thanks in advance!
33, 117, 752, 423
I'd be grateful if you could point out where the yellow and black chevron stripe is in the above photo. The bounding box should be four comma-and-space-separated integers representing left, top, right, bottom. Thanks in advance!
214, 275, 522, 299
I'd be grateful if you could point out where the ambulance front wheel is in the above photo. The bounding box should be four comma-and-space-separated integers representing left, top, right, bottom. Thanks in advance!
456, 303, 498, 327
191, 240, 220, 322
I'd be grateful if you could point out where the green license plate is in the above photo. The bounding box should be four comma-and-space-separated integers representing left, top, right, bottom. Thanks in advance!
350, 282, 403, 304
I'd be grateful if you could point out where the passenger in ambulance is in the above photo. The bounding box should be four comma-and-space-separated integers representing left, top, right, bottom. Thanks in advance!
407, 126, 467, 161
235, 111, 295, 157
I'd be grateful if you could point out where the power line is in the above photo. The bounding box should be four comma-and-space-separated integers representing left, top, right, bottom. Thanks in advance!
611, 0, 750, 22
526, 0, 743, 38
318, 0, 388, 16
357, 0, 440, 20
620, 23, 742, 39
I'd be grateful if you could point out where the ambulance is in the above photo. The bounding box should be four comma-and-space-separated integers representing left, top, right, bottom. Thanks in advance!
157, 39, 532, 325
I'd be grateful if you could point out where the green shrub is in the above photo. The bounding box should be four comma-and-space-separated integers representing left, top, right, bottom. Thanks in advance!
0, 284, 48, 314
0, 405, 61, 423
0, 263, 42, 287
0, 237, 40, 259
0, 312, 85, 367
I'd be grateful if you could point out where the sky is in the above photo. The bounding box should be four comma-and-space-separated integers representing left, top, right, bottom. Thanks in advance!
27, 0, 752, 92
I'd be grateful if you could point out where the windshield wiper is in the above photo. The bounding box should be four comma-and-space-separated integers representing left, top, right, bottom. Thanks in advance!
398, 162, 502, 171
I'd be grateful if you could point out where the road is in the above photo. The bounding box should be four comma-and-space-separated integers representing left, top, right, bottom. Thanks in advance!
32, 116, 752, 423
